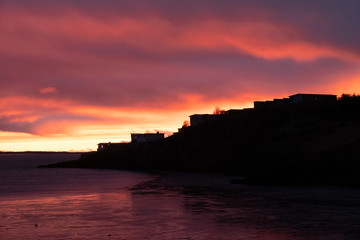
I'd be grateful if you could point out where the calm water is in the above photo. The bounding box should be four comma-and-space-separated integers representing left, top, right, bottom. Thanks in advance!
1, 154, 360, 239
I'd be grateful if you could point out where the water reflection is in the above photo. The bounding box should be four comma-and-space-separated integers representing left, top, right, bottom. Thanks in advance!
1, 155, 360, 239
130, 173, 360, 240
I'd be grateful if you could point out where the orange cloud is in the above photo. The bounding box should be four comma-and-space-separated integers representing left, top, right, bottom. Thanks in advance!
1, 2, 360, 151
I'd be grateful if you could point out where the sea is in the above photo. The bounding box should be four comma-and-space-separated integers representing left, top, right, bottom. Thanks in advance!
1, 153, 360, 240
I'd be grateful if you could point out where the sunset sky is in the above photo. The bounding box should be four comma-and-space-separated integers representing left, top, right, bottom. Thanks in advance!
1, 0, 360, 151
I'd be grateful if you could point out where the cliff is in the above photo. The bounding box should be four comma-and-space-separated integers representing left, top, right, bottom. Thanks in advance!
48, 99, 360, 186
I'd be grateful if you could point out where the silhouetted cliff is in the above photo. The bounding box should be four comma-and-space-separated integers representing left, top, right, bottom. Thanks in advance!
48, 98, 360, 186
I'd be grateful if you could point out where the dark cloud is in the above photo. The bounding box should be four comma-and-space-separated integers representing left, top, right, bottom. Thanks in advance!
0, 116, 34, 134
0, 113, 98, 135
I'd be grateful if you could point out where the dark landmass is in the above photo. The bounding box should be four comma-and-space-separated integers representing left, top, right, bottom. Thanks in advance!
46, 95, 360, 186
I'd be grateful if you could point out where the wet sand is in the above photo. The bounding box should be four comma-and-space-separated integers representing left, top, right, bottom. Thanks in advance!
1, 154, 360, 239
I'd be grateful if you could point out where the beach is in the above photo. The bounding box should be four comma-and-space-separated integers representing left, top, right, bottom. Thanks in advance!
1, 153, 360, 239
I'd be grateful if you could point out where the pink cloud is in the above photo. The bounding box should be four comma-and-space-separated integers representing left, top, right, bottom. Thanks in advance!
1, 5, 358, 63
39, 87, 57, 94
1, 1, 360, 150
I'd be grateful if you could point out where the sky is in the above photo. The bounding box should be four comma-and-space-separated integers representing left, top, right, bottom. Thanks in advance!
1, 0, 360, 151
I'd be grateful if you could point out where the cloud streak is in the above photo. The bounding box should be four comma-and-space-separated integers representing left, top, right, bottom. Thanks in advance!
40, 87, 57, 94
1, 0, 360, 150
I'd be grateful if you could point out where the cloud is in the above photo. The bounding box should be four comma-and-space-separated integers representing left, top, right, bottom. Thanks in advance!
39, 87, 57, 94
0, 96, 188, 136
1, 0, 360, 147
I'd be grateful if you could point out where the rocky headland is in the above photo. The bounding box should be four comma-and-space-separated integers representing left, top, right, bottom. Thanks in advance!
46, 94, 360, 186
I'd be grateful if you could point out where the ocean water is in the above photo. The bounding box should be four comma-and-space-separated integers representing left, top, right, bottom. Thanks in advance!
1, 153, 360, 239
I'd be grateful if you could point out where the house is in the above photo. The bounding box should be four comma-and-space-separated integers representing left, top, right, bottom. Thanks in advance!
254, 101, 267, 109
254, 94, 337, 109
97, 132, 165, 151
225, 109, 244, 115
189, 114, 224, 126
289, 93, 337, 104
97, 142, 125, 152
98, 142, 111, 151
190, 114, 209, 126
131, 132, 165, 143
